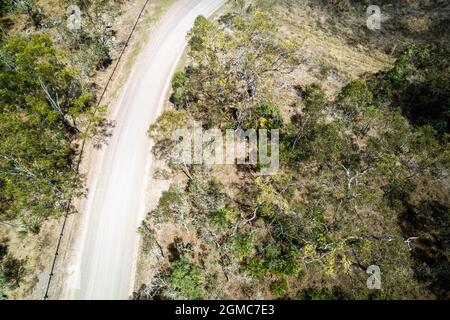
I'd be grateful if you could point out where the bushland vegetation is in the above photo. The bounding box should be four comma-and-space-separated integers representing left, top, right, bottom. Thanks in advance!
137, 1, 449, 300
0, 0, 123, 298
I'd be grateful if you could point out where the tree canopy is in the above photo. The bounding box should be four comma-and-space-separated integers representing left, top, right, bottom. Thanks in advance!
0, 33, 97, 231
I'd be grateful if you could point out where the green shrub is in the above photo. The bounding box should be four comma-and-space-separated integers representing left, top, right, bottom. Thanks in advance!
156, 185, 186, 218
302, 83, 326, 113
270, 278, 288, 296
171, 70, 191, 109
210, 207, 237, 228
306, 121, 357, 165
246, 244, 300, 277
230, 233, 254, 260
0, 0, 14, 16
372, 44, 450, 136
169, 256, 203, 300
1, 255, 26, 289
337, 79, 373, 120
91, 39, 112, 70
298, 288, 336, 300
246, 101, 283, 130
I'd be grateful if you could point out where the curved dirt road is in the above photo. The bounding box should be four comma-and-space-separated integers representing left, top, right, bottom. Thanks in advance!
67, 0, 224, 300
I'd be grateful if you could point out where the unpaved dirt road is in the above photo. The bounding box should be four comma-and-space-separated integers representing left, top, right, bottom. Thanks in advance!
66, 0, 224, 300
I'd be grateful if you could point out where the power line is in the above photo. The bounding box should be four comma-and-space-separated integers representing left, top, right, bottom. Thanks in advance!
43, 0, 151, 300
